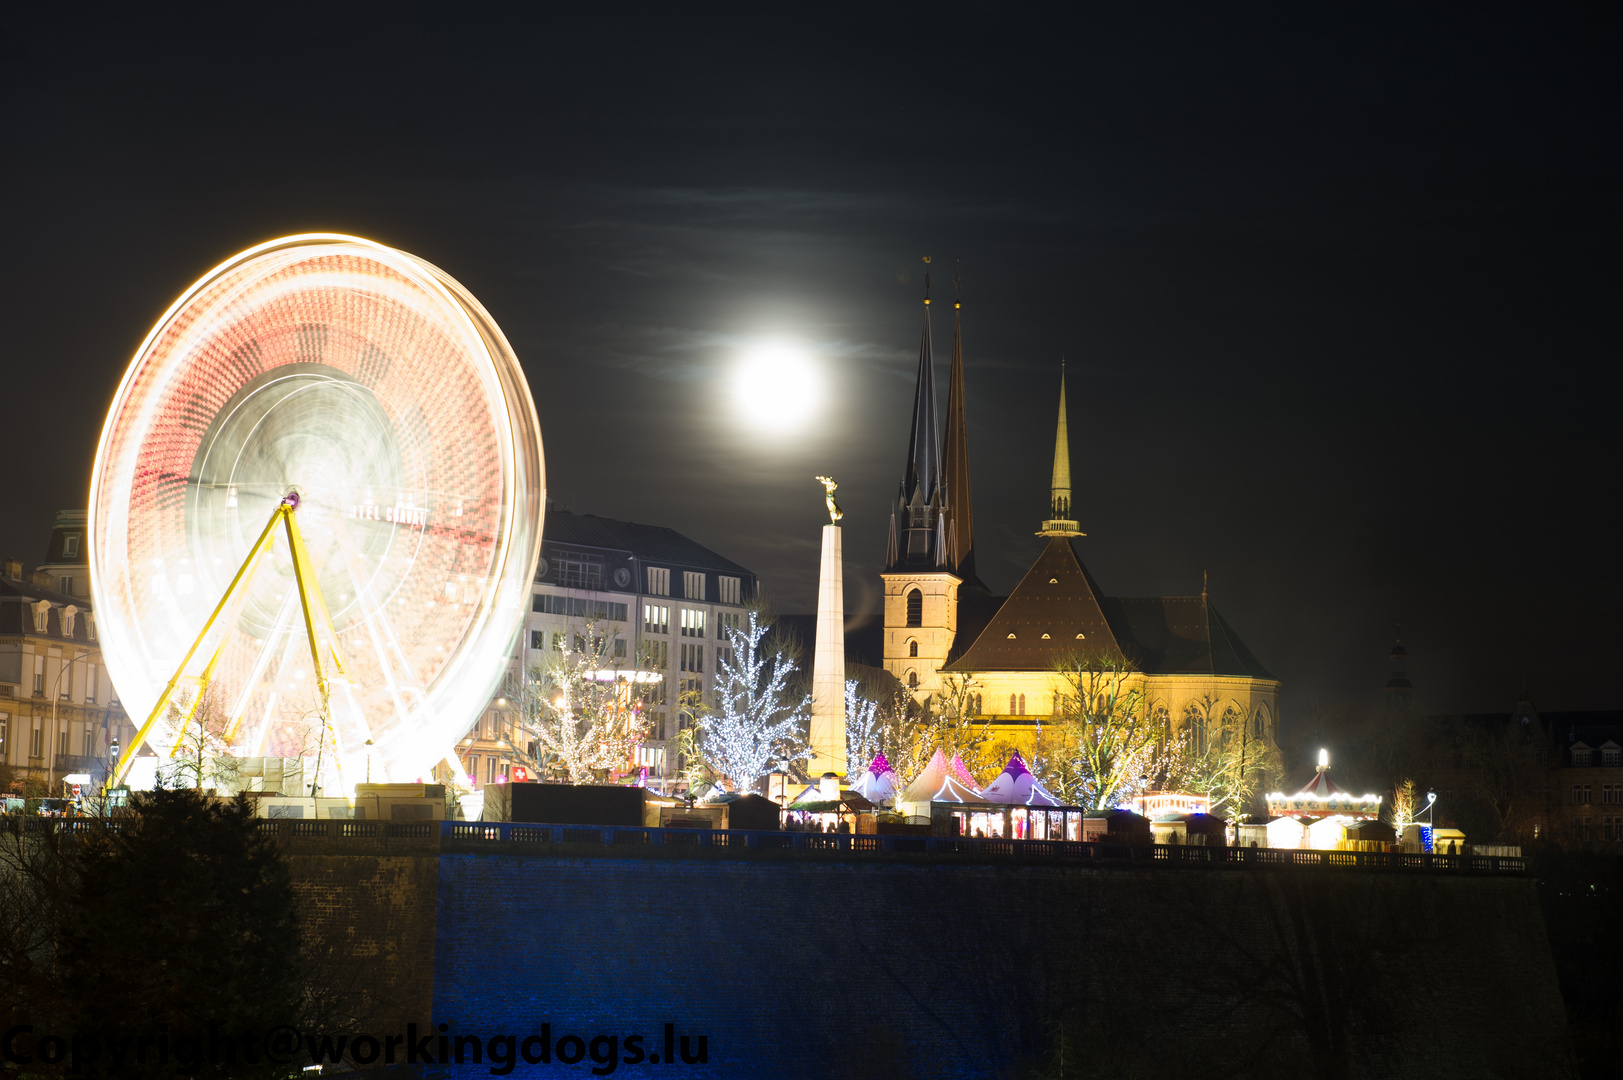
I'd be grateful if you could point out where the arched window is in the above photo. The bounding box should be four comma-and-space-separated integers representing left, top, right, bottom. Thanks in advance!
908, 671, 919, 690
1009, 694, 1018, 715
908, 639, 919, 658
906, 589, 923, 627
973, 693, 983, 716
1019, 693, 1027, 716
1151, 703, 1171, 751
1186, 704, 1207, 756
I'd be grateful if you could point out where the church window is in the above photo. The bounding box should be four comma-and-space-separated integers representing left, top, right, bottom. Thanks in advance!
1018, 694, 1027, 716
908, 671, 918, 690
1009, 694, 1017, 714
973, 693, 982, 715
906, 589, 922, 627
908, 640, 918, 658
1186, 704, 1207, 756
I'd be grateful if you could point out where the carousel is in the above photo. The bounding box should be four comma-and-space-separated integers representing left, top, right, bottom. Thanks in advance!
1265, 750, 1383, 849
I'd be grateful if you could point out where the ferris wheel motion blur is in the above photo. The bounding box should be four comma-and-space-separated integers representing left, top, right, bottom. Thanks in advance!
89, 234, 544, 793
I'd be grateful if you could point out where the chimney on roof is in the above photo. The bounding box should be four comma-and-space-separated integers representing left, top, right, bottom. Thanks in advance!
3, 557, 23, 580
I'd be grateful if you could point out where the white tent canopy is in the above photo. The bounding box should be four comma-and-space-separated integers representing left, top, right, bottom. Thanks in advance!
899, 748, 983, 805
980, 751, 1064, 807
850, 751, 900, 803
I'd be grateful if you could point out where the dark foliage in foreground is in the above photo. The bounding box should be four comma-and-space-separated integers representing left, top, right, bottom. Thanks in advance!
2, 789, 302, 1078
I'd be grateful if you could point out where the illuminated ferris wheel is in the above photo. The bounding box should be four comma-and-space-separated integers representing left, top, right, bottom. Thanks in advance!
89, 234, 544, 791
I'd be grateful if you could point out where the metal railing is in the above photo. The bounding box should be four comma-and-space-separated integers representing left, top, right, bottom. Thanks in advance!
0, 816, 1527, 873
436, 822, 1527, 874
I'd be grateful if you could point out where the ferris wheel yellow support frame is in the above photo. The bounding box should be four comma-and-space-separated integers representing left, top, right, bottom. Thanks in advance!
106, 492, 349, 792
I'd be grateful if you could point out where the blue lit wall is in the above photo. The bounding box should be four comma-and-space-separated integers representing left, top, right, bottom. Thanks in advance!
428, 852, 1569, 1079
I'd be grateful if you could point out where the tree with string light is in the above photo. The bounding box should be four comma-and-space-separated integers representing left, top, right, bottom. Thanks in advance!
513, 620, 651, 784
702, 610, 810, 791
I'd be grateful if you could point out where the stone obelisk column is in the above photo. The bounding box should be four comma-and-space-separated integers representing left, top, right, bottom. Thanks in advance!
809, 477, 847, 781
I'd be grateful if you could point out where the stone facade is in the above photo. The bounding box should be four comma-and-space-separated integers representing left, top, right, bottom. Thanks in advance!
0, 511, 134, 794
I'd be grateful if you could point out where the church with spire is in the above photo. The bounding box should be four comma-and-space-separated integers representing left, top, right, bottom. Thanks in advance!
880, 270, 1282, 756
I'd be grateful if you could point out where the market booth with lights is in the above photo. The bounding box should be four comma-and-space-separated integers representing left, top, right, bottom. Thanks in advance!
908, 751, 1099, 841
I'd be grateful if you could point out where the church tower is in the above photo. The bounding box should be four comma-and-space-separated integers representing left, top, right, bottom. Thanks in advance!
1384, 628, 1414, 712
883, 259, 962, 699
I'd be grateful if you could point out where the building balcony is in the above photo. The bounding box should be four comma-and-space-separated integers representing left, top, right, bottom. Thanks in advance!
53, 754, 104, 775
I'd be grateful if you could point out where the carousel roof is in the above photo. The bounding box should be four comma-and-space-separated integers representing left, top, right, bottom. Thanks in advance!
980, 751, 1064, 807
1266, 754, 1382, 820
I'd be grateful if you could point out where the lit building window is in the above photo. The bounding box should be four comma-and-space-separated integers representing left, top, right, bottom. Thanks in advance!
646, 567, 670, 596
644, 604, 669, 635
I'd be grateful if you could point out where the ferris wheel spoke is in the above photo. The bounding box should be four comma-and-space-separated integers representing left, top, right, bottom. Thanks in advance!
224, 584, 302, 744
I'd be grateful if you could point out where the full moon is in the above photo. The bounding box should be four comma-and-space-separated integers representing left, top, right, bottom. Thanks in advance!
732, 342, 821, 430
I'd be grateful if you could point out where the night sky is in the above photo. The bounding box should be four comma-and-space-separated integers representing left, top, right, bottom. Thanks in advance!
3, 5, 1617, 727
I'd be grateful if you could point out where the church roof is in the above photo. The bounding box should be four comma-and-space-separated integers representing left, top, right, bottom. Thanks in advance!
943, 537, 1125, 672
1103, 596, 1277, 680
943, 538, 1276, 679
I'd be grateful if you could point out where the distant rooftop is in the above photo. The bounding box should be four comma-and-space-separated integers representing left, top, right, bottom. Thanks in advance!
542, 510, 753, 577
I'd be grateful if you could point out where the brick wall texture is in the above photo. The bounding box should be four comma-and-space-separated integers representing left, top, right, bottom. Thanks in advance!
421, 854, 1573, 1079
288, 851, 439, 1031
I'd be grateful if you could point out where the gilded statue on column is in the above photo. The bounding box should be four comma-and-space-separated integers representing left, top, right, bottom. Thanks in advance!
814, 476, 843, 524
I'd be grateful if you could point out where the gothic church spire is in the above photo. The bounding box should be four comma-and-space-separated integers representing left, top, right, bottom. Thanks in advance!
886, 257, 950, 570
1037, 361, 1084, 538
940, 268, 980, 586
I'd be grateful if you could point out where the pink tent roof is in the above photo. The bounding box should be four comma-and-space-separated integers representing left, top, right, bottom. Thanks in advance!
899, 749, 982, 804
949, 754, 982, 792
980, 751, 1064, 807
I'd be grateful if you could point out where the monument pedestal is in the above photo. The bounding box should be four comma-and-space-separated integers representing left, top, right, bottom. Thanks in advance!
808, 523, 846, 778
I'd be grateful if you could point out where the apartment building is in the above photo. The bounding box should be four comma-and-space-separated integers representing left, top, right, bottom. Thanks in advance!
457, 509, 756, 790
